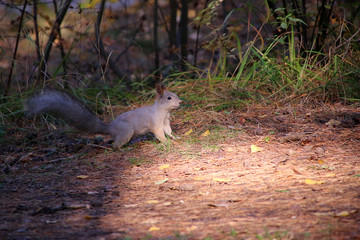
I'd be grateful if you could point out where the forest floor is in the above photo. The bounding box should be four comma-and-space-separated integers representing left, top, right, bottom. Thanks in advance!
1, 103, 360, 240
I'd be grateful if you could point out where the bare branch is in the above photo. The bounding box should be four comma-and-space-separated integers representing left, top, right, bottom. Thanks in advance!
95, 0, 125, 80
5, 0, 28, 96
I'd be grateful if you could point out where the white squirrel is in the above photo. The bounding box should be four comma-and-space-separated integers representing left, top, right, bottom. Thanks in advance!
25, 83, 181, 149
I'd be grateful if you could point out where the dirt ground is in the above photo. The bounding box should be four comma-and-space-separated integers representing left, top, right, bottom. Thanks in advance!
1, 104, 360, 240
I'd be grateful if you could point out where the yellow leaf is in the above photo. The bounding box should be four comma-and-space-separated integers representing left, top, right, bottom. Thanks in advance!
213, 178, 230, 183
76, 175, 89, 179
336, 211, 350, 217
184, 129, 193, 136
325, 173, 336, 177
318, 159, 326, 164
201, 130, 210, 137
251, 144, 262, 153
159, 164, 170, 170
305, 179, 325, 185
149, 226, 160, 232
146, 200, 159, 204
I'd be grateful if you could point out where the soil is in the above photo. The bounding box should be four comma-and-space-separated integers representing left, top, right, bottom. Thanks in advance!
1, 104, 360, 240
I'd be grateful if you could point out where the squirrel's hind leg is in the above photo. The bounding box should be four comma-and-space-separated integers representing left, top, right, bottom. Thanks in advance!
111, 122, 134, 149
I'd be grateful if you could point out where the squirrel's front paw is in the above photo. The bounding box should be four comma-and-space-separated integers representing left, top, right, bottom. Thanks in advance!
171, 135, 180, 140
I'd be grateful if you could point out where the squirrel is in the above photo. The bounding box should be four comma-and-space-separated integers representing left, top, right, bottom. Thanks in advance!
25, 83, 182, 149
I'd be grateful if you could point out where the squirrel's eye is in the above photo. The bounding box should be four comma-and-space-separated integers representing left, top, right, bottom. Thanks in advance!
167, 96, 172, 100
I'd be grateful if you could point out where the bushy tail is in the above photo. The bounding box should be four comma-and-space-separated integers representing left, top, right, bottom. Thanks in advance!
25, 90, 111, 135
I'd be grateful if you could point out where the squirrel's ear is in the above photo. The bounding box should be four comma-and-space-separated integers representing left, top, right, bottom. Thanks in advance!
156, 83, 167, 96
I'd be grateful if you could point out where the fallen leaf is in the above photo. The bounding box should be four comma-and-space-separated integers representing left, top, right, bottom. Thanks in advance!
163, 202, 172, 206
76, 175, 89, 179
335, 211, 350, 217
325, 119, 341, 127
313, 212, 333, 216
305, 179, 325, 185
239, 116, 246, 125
155, 178, 168, 185
67, 204, 90, 209
325, 173, 336, 177
251, 144, 262, 153
186, 225, 198, 231
124, 204, 138, 208
292, 167, 302, 175
201, 130, 210, 137
208, 203, 230, 208
149, 226, 160, 232
318, 159, 326, 164
146, 200, 159, 204
184, 129, 193, 136
213, 178, 230, 183
159, 164, 170, 170
279, 132, 306, 143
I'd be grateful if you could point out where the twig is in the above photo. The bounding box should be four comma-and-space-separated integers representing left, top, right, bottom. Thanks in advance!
114, 21, 143, 63
53, 0, 68, 80
5, 0, 28, 96
95, 0, 126, 80
36, 0, 72, 83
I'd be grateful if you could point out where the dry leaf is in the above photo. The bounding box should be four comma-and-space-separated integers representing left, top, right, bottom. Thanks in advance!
292, 167, 303, 175
208, 203, 230, 208
155, 178, 168, 185
149, 226, 160, 232
318, 159, 326, 164
159, 164, 170, 170
146, 200, 159, 204
184, 129, 193, 136
186, 225, 198, 231
305, 179, 325, 185
213, 178, 230, 183
335, 211, 350, 217
76, 175, 89, 179
201, 130, 210, 137
313, 212, 333, 216
325, 173, 336, 177
124, 204, 138, 208
239, 116, 246, 125
251, 144, 262, 153
67, 204, 90, 209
